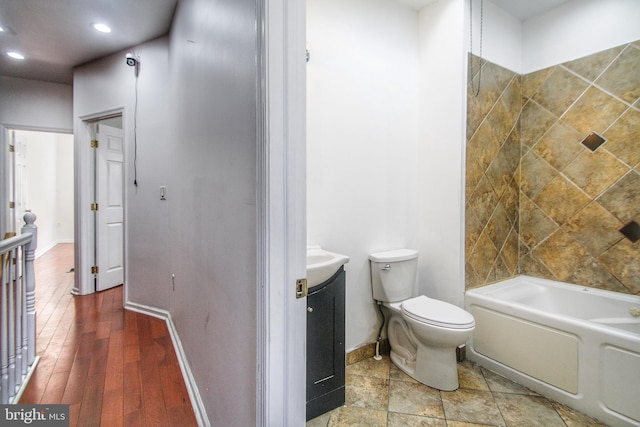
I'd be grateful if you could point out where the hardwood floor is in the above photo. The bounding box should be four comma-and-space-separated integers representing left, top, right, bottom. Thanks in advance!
19, 243, 198, 427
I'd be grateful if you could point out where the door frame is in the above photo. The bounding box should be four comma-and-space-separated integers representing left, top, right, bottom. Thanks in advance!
0, 124, 74, 238
0, 125, 11, 237
74, 108, 126, 296
257, 0, 307, 424
94, 122, 125, 292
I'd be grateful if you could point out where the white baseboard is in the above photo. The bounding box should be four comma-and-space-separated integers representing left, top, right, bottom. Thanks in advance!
35, 240, 75, 259
124, 301, 210, 427
35, 241, 58, 259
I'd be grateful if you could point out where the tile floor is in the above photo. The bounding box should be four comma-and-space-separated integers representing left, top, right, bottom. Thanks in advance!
307, 355, 608, 427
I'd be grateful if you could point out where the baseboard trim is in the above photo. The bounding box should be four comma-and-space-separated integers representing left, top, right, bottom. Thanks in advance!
35, 241, 74, 259
346, 340, 390, 365
35, 242, 58, 259
125, 301, 210, 427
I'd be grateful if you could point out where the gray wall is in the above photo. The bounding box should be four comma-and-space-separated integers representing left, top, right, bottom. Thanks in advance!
168, 0, 258, 424
0, 76, 73, 131
0, 76, 73, 240
74, 0, 259, 423
73, 36, 173, 308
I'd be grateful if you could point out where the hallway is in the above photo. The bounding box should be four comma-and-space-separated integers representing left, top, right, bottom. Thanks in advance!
18, 244, 198, 426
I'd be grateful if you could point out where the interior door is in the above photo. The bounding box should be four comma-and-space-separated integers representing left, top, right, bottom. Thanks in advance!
95, 123, 124, 291
13, 134, 27, 234
0, 127, 14, 236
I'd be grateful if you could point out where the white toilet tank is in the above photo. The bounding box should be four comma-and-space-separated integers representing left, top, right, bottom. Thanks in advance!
369, 249, 418, 302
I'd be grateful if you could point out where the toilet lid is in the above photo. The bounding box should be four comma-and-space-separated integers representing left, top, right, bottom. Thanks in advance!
401, 295, 475, 329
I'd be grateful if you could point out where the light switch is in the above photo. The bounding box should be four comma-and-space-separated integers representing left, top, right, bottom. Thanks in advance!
160, 186, 167, 201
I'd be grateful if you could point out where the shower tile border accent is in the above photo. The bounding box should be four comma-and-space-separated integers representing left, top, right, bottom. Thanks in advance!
619, 220, 640, 243
581, 131, 607, 152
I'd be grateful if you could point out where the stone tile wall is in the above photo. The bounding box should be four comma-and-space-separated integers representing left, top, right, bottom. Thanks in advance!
465, 41, 640, 295
465, 56, 521, 289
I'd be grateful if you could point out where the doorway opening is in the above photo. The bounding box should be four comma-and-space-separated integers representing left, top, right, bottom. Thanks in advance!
2, 128, 74, 257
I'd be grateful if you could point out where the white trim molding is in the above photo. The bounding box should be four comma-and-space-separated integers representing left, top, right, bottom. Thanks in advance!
124, 301, 210, 427
74, 108, 126, 296
257, 0, 307, 425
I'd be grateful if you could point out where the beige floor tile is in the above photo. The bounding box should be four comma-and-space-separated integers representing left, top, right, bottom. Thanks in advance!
458, 362, 490, 391
446, 422, 502, 427
481, 367, 538, 395
327, 406, 388, 427
388, 380, 444, 418
389, 361, 420, 384
346, 374, 389, 411
550, 401, 609, 427
387, 412, 446, 426
307, 410, 332, 427
347, 355, 391, 380
441, 389, 505, 426
493, 393, 565, 427
308, 352, 611, 427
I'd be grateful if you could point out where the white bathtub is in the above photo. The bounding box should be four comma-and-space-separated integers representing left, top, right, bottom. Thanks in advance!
465, 276, 640, 427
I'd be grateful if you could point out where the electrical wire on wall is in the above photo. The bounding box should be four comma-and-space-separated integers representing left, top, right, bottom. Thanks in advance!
133, 66, 139, 186
470, 0, 484, 97
126, 51, 140, 186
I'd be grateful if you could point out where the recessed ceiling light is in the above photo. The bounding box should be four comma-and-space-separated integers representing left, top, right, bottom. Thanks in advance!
92, 23, 111, 33
0, 26, 5, 32
7, 52, 25, 60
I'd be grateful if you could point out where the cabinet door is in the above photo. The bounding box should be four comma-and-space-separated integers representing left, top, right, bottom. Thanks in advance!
306, 269, 345, 402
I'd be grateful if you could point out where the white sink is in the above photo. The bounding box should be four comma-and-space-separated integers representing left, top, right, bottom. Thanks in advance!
306, 246, 350, 288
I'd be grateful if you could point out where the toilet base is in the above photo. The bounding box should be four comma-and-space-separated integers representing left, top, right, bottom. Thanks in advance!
390, 346, 460, 391
390, 350, 416, 379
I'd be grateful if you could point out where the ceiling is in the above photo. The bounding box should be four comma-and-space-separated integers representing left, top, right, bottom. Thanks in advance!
0, 0, 178, 84
1, 0, 570, 85
398, 0, 570, 18
489, 0, 570, 21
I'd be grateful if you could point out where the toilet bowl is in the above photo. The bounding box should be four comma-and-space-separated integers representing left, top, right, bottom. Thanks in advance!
369, 249, 475, 391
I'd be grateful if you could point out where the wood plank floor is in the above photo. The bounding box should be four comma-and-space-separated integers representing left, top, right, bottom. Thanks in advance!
19, 243, 198, 427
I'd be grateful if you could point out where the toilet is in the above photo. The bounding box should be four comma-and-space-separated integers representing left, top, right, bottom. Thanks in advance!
369, 249, 475, 391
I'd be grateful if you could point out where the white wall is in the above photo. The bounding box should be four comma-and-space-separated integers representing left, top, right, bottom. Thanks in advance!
15, 130, 74, 257
417, 0, 466, 306
24, 132, 56, 254
307, 0, 472, 352
307, 0, 421, 351
55, 134, 74, 243
523, 0, 640, 73
471, 0, 640, 75
0, 76, 73, 131
469, 0, 522, 73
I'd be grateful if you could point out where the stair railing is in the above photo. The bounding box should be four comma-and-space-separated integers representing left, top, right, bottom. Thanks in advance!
0, 212, 37, 404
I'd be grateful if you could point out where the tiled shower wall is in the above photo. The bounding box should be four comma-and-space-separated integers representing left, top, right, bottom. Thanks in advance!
465, 41, 640, 295
465, 57, 520, 289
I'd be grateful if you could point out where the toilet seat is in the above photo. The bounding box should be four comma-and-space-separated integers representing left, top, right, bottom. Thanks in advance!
401, 295, 475, 329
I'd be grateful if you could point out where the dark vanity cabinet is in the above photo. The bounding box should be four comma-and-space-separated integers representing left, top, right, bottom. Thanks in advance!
306, 266, 346, 421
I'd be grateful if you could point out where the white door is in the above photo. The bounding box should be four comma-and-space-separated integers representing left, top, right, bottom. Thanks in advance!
95, 123, 124, 291
1, 128, 15, 236
13, 135, 27, 234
